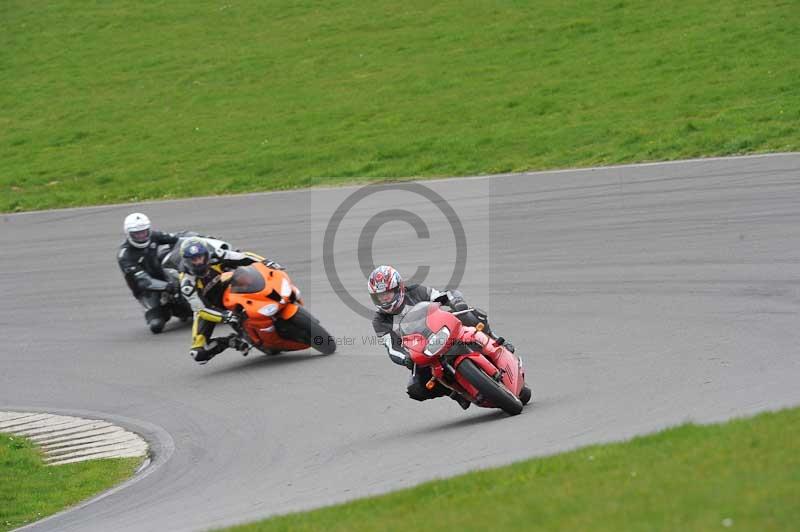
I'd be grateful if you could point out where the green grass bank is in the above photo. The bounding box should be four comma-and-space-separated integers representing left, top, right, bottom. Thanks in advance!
227, 407, 800, 532
2, 1, 798, 212
0, 433, 141, 531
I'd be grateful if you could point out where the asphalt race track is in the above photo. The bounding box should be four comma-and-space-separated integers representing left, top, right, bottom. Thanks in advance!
2, 154, 799, 531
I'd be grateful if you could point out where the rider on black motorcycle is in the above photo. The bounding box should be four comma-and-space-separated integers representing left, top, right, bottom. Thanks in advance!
117, 212, 190, 333
368, 265, 514, 409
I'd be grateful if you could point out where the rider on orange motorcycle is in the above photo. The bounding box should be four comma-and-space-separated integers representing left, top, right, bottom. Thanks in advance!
178, 237, 282, 364
368, 265, 514, 408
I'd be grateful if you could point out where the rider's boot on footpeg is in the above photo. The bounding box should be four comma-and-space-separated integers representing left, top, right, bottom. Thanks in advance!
450, 392, 471, 410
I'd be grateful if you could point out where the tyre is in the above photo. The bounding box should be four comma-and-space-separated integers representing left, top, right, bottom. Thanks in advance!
277, 307, 337, 355
457, 359, 523, 415
519, 385, 532, 405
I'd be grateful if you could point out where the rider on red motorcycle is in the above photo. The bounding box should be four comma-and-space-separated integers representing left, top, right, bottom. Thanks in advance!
369, 265, 514, 409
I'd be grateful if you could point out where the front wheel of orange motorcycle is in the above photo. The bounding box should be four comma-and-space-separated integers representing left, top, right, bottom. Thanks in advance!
277, 306, 337, 355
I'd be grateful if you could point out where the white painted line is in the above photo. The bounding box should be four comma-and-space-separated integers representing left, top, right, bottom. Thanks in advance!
0, 415, 86, 433
30, 426, 125, 445
5, 152, 798, 217
20, 421, 111, 439
45, 442, 149, 462
24, 421, 114, 440
47, 441, 148, 460
40, 432, 139, 451
42, 434, 142, 454
48, 449, 147, 466
1, 411, 148, 466
0, 412, 40, 423
0, 413, 52, 430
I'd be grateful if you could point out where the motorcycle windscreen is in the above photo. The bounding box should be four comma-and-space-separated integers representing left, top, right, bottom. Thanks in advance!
398, 301, 437, 337
230, 266, 266, 294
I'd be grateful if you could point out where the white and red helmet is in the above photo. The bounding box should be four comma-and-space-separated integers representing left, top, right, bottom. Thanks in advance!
123, 212, 152, 248
368, 265, 406, 314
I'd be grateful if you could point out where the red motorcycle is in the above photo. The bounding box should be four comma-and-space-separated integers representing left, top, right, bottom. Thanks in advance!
385, 302, 531, 415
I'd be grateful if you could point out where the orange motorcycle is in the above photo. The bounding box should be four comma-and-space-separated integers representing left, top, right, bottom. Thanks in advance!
221, 262, 336, 355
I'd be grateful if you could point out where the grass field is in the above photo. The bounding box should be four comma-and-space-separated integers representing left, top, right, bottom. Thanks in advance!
227, 407, 800, 532
0, 433, 141, 531
2, 0, 798, 212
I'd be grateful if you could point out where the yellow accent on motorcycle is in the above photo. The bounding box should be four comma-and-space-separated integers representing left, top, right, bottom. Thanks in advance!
426, 378, 437, 391
476, 322, 485, 332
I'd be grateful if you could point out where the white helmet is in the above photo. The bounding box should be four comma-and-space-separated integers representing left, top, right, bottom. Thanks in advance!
124, 212, 152, 248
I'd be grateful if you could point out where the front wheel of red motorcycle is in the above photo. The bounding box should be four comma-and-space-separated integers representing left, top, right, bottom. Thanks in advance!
458, 359, 523, 416
519, 385, 532, 405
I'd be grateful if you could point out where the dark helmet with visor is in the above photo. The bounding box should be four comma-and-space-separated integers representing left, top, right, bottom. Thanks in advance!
181, 238, 211, 276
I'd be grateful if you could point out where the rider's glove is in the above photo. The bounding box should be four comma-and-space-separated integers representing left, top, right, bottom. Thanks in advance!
165, 279, 180, 295
263, 259, 284, 270
451, 300, 469, 312
221, 310, 240, 325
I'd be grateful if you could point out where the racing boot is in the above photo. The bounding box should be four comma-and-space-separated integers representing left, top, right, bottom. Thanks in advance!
407, 372, 448, 401
450, 392, 471, 410
145, 308, 166, 334
465, 311, 515, 353
496, 337, 515, 353
190, 336, 230, 365
490, 334, 515, 353
148, 318, 166, 334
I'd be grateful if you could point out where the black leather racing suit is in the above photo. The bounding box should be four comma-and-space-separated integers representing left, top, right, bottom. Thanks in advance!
372, 284, 493, 401
117, 231, 188, 330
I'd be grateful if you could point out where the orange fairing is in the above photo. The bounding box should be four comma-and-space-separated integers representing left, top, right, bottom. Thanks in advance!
222, 263, 306, 352
280, 302, 299, 319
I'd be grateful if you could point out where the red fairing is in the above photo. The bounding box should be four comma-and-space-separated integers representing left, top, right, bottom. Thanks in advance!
403, 333, 428, 355
451, 330, 525, 400
398, 302, 526, 409
425, 303, 462, 335
407, 304, 463, 366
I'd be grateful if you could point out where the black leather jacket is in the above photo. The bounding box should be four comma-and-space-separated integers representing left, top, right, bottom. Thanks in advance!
117, 231, 179, 297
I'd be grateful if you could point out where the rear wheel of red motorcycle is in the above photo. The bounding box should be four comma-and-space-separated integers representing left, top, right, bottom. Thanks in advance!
458, 359, 523, 416
278, 307, 337, 355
